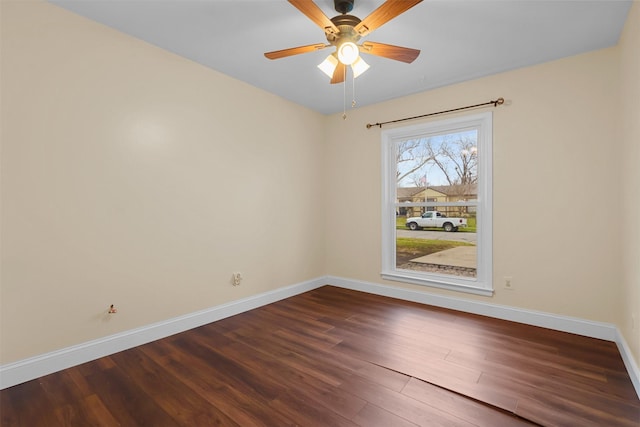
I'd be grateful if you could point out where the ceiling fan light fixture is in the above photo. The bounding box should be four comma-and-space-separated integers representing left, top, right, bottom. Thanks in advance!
318, 53, 339, 78
337, 41, 359, 65
351, 56, 369, 78
265, 0, 424, 85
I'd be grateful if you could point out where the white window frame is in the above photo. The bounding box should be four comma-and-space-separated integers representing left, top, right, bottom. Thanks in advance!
381, 112, 493, 296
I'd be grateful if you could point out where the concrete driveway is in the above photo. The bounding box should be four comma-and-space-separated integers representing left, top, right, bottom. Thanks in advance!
396, 229, 477, 244
410, 246, 477, 268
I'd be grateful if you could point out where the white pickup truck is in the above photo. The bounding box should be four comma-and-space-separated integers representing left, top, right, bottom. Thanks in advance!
405, 211, 468, 232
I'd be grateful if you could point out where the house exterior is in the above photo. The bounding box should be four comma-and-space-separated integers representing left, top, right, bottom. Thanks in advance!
397, 184, 477, 217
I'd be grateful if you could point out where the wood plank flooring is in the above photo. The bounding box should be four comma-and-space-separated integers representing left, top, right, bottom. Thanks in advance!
1, 286, 638, 426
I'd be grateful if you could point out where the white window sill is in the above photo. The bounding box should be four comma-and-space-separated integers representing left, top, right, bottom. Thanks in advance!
381, 271, 494, 297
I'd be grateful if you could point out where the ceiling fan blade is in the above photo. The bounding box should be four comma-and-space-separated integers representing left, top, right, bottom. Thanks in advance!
360, 41, 420, 63
331, 61, 346, 84
354, 0, 423, 36
265, 43, 328, 60
288, 0, 339, 35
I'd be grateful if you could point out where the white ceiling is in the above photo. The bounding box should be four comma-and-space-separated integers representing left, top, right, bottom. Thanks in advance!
50, 0, 632, 115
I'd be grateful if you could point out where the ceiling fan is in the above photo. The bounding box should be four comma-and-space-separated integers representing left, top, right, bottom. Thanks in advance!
264, 0, 423, 84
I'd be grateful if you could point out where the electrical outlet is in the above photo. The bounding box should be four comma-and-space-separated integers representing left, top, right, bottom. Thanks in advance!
232, 272, 242, 286
504, 276, 514, 290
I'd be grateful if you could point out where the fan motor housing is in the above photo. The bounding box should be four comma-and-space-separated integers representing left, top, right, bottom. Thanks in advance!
330, 14, 361, 28
327, 14, 362, 42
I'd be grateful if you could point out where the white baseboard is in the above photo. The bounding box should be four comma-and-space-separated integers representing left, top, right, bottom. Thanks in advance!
325, 276, 618, 340
2, 275, 638, 399
0, 277, 325, 390
616, 329, 640, 398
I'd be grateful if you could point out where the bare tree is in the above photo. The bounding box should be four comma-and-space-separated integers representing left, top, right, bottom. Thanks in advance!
396, 138, 434, 185
396, 134, 477, 193
426, 135, 477, 186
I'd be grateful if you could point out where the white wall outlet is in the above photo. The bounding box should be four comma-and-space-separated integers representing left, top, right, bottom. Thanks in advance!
232, 272, 242, 286
504, 276, 514, 290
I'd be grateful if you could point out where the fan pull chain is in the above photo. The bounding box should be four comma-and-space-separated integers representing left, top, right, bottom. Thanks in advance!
342, 65, 347, 120
352, 72, 357, 108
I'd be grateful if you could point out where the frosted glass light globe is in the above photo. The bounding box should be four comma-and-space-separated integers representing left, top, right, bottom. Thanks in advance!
338, 42, 359, 65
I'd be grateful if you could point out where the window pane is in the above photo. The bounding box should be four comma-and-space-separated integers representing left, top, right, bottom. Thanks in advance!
396, 206, 477, 278
396, 130, 478, 193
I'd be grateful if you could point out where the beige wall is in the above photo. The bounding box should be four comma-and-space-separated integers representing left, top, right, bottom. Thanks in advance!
620, 1, 640, 368
0, 2, 326, 363
325, 48, 622, 322
1, 0, 638, 370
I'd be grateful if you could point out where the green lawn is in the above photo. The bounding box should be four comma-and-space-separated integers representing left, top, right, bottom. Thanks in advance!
396, 237, 474, 265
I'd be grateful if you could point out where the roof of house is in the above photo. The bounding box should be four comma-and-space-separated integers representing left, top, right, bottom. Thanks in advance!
429, 184, 478, 197
397, 187, 425, 199
397, 184, 478, 199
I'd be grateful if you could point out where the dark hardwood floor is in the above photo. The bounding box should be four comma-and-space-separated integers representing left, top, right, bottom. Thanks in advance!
1, 286, 638, 426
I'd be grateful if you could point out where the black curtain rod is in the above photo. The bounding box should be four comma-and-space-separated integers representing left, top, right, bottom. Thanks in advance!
365, 97, 505, 129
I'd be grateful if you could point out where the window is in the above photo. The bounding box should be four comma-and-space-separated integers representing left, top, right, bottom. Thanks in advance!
381, 112, 493, 296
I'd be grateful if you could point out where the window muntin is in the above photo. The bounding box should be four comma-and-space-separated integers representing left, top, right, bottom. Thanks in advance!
382, 113, 493, 295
